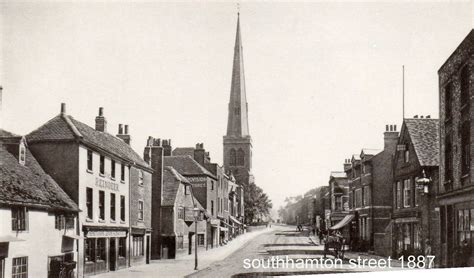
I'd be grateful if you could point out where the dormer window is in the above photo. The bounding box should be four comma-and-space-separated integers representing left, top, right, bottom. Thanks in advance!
19, 143, 26, 166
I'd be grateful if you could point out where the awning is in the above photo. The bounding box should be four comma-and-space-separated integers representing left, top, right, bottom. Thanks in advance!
229, 216, 242, 225
63, 234, 85, 240
0, 235, 25, 242
329, 214, 354, 230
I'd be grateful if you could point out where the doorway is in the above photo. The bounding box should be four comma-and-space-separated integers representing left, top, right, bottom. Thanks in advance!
109, 238, 116, 271
146, 236, 150, 264
446, 205, 454, 267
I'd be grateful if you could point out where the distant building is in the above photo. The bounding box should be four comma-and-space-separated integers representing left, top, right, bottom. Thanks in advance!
392, 118, 439, 259
438, 29, 474, 267
26, 105, 152, 276
0, 129, 79, 277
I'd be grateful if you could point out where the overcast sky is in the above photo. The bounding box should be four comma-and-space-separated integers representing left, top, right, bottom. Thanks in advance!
0, 1, 473, 210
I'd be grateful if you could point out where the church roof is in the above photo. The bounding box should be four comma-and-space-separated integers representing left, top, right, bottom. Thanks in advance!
226, 14, 250, 138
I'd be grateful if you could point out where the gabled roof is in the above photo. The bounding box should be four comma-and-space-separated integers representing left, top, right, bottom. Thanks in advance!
361, 148, 382, 157
172, 147, 195, 157
0, 129, 20, 138
164, 156, 216, 179
27, 114, 150, 169
162, 166, 192, 207
404, 118, 440, 167
0, 144, 78, 212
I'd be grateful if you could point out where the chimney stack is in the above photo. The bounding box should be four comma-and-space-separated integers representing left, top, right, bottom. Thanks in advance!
60, 103, 66, 116
95, 107, 107, 132
194, 143, 206, 166
116, 124, 131, 145
162, 139, 172, 156
426, 115, 431, 119
343, 158, 351, 172
414, 115, 418, 118
384, 123, 399, 153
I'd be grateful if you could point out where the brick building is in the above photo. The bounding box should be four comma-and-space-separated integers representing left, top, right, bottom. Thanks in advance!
26, 105, 152, 276
438, 29, 474, 267
0, 130, 79, 278
392, 118, 440, 259
327, 171, 350, 237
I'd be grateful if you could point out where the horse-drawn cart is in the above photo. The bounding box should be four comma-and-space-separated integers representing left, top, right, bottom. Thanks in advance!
323, 234, 345, 259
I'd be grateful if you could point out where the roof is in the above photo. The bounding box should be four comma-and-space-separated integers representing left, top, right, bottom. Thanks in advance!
351, 154, 360, 161
330, 171, 346, 179
172, 147, 195, 157
0, 129, 20, 138
162, 166, 191, 207
0, 144, 79, 212
404, 118, 440, 167
27, 114, 150, 169
164, 156, 216, 179
361, 148, 382, 157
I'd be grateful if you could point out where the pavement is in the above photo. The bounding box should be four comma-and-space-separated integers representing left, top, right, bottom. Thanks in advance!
97, 227, 274, 278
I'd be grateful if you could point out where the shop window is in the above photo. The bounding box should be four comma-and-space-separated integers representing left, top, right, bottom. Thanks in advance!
86, 187, 93, 220
120, 195, 126, 222
197, 234, 205, 246
458, 209, 473, 246
11, 207, 27, 231
177, 236, 184, 249
12, 257, 28, 278
85, 239, 95, 262
132, 236, 144, 256
99, 155, 105, 175
87, 150, 93, 172
138, 201, 144, 221
99, 191, 105, 221
96, 238, 106, 261
110, 193, 116, 221
119, 237, 126, 257
111, 160, 116, 179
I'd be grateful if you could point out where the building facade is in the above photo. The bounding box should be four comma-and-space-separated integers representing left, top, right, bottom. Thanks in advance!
0, 130, 79, 278
438, 29, 474, 267
392, 118, 440, 259
26, 105, 152, 276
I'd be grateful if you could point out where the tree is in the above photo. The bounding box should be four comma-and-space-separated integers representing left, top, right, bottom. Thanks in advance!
244, 183, 273, 224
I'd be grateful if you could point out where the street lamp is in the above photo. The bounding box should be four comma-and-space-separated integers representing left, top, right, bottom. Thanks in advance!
193, 204, 200, 270
416, 169, 432, 194
416, 169, 432, 253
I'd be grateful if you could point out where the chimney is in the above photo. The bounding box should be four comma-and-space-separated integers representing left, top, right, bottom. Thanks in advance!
414, 115, 418, 118
420, 115, 424, 119
116, 124, 131, 145
162, 139, 172, 156
343, 158, 351, 172
194, 143, 206, 166
95, 107, 107, 132
60, 103, 66, 116
426, 115, 431, 119
384, 124, 399, 153
145, 137, 165, 258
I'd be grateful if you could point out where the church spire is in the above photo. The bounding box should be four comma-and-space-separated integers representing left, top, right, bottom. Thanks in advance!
226, 13, 250, 138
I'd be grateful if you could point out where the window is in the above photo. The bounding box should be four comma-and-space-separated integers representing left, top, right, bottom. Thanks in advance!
461, 122, 470, 176
99, 190, 105, 220
120, 195, 126, 222
404, 150, 409, 163
445, 136, 453, 184
138, 201, 144, 221
178, 207, 185, 220
86, 187, 93, 219
230, 149, 236, 166
121, 164, 125, 181
119, 237, 126, 257
87, 150, 93, 171
185, 184, 190, 195
19, 143, 26, 166
396, 182, 402, 209
12, 257, 27, 278
461, 66, 470, 107
99, 155, 105, 175
11, 207, 27, 231
457, 209, 474, 246
335, 196, 342, 210
211, 200, 214, 215
111, 160, 116, 179
110, 193, 116, 221
237, 149, 245, 166
138, 170, 144, 186
414, 178, 420, 207
445, 82, 453, 120
355, 189, 362, 208
197, 234, 205, 246
177, 236, 184, 249
403, 179, 411, 208
65, 215, 74, 229
132, 236, 144, 256
85, 239, 95, 262
96, 238, 106, 261
55, 214, 65, 230
363, 187, 370, 206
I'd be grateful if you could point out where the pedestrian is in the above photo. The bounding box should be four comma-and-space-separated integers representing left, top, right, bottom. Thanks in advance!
424, 239, 432, 269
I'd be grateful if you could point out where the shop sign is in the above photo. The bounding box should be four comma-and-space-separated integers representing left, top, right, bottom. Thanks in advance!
187, 177, 207, 182
95, 177, 119, 192
87, 230, 126, 238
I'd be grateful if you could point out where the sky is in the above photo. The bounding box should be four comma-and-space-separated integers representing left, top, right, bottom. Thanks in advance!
0, 1, 473, 211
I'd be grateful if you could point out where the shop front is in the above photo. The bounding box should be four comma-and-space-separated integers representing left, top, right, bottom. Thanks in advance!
392, 218, 421, 257
83, 227, 128, 276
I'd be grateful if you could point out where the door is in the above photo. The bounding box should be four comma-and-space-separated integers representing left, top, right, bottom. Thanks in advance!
109, 238, 116, 271
146, 236, 150, 264
446, 205, 454, 267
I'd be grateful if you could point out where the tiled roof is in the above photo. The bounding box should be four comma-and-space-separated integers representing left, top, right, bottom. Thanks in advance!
0, 144, 79, 212
27, 114, 150, 169
404, 118, 440, 167
0, 129, 20, 138
162, 166, 191, 206
172, 147, 195, 157
164, 156, 216, 179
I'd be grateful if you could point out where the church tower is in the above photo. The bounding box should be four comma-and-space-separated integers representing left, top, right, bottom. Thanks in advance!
223, 13, 253, 186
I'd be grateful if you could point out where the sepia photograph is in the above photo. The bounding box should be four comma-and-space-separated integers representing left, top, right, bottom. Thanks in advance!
0, 0, 474, 277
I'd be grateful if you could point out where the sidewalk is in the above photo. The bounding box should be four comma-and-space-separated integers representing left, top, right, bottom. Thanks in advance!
97, 227, 274, 278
